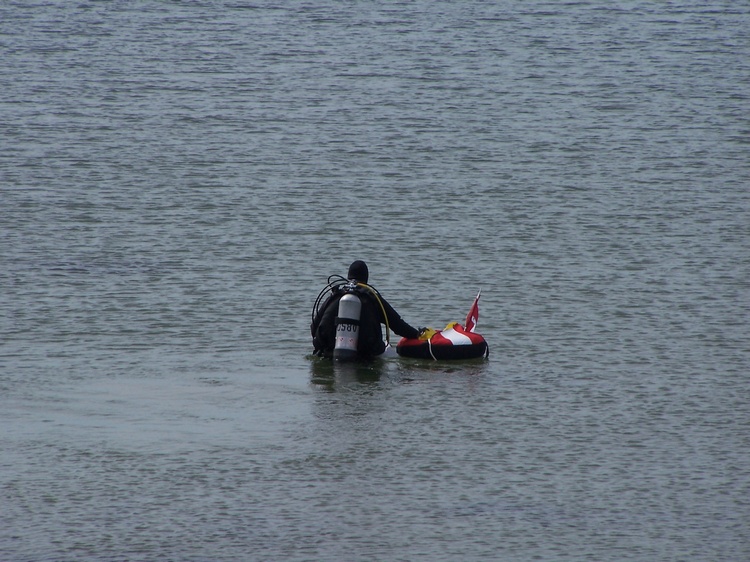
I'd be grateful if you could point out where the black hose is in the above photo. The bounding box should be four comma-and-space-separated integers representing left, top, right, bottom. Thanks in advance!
311, 275, 348, 324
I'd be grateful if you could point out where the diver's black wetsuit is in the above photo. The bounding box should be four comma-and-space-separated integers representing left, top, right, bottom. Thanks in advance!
311, 285, 419, 358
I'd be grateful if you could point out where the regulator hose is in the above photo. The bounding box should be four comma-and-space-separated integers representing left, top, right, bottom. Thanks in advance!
311, 274, 348, 325
355, 282, 391, 347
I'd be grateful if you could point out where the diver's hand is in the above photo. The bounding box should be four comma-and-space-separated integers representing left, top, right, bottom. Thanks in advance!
418, 327, 437, 340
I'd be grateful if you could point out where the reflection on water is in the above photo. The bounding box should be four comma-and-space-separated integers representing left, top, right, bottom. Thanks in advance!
309, 354, 492, 391
309, 355, 386, 389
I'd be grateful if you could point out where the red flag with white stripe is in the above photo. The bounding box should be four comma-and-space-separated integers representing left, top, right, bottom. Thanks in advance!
464, 290, 481, 333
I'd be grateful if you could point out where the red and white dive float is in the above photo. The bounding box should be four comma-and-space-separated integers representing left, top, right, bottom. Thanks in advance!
396, 292, 489, 360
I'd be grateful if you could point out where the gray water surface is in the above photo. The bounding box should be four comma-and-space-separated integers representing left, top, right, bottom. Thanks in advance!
2, 1, 749, 560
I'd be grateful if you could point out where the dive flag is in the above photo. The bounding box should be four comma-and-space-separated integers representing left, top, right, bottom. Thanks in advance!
465, 290, 481, 333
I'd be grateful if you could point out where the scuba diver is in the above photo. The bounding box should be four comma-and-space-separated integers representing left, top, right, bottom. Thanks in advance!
311, 260, 422, 360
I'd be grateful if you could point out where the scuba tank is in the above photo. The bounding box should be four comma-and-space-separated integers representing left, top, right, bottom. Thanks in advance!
333, 291, 361, 361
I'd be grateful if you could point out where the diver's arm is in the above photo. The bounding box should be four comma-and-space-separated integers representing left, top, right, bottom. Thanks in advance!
380, 298, 420, 339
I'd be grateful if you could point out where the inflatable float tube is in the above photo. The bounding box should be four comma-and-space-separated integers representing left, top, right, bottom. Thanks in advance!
396, 323, 489, 360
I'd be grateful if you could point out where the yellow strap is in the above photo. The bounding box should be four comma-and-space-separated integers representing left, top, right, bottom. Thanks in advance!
355, 282, 391, 346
